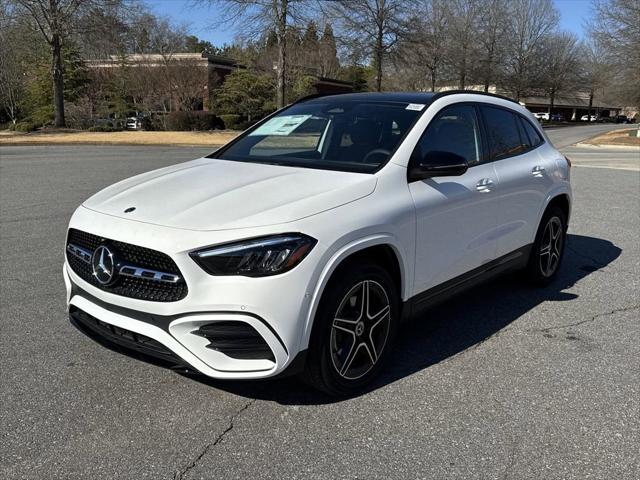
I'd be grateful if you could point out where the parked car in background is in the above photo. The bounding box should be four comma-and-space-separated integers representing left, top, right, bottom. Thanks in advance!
532, 112, 550, 121
550, 113, 564, 122
64, 91, 572, 395
580, 114, 597, 122
125, 117, 141, 130
615, 115, 629, 124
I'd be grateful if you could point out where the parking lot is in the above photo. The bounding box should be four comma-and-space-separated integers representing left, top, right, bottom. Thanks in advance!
1, 124, 638, 479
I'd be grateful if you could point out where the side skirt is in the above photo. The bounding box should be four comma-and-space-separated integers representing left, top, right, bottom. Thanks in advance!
403, 245, 532, 320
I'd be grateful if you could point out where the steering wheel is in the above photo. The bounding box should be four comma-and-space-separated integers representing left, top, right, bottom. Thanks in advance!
361, 148, 391, 164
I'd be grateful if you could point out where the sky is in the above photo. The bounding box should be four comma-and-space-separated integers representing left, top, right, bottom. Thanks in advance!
149, 0, 594, 48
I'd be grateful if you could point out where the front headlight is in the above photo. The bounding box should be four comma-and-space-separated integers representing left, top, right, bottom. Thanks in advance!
190, 234, 317, 277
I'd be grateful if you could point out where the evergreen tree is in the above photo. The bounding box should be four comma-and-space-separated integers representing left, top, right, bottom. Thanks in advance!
319, 23, 340, 77
302, 21, 319, 50
185, 35, 216, 54
24, 42, 90, 125
301, 20, 320, 72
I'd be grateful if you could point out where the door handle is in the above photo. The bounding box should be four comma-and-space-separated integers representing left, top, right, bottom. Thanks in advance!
532, 165, 546, 177
476, 178, 494, 192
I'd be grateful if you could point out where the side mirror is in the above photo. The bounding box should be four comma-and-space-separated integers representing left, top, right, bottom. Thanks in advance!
408, 150, 469, 182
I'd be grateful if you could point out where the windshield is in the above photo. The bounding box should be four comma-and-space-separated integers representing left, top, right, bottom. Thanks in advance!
213, 100, 426, 173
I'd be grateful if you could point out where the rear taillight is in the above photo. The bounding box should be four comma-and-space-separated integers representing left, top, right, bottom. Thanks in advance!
564, 155, 572, 168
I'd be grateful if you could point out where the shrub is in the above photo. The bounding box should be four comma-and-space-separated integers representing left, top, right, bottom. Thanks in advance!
165, 111, 191, 131
87, 125, 119, 132
14, 122, 37, 132
219, 114, 242, 130
165, 111, 224, 131
65, 99, 94, 129
140, 115, 165, 131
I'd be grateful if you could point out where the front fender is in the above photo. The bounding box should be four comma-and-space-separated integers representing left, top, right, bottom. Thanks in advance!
299, 233, 411, 349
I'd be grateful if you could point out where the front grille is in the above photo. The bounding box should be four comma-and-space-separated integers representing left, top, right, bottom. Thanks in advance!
66, 228, 188, 302
70, 306, 186, 366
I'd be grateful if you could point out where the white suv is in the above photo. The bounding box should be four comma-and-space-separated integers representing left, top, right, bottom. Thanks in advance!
65, 92, 571, 395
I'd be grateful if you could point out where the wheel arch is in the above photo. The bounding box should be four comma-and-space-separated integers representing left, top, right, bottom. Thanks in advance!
540, 192, 571, 224
546, 193, 571, 221
536, 188, 572, 236
300, 235, 409, 349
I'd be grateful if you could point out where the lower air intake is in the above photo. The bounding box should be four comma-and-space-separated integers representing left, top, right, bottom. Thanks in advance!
193, 322, 275, 361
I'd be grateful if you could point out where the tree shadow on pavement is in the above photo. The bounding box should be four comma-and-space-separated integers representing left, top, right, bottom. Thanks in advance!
100, 234, 621, 404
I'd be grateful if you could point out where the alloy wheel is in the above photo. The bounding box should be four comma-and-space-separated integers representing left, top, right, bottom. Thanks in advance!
330, 280, 391, 380
539, 216, 563, 277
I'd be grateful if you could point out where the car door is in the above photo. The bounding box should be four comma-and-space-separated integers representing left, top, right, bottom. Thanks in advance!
409, 103, 500, 295
479, 105, 555, 257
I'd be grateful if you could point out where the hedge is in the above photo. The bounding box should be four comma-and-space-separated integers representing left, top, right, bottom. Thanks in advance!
219, 114, 242, 130
14, 122, 37, 132
165, 111, 224, 131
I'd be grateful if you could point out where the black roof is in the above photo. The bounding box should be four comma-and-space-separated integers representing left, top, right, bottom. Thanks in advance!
301, 92, 436, 104
298, 90, 519, 105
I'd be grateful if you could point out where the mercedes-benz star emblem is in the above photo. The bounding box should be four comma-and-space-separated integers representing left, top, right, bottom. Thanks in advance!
91, 245, 116, 285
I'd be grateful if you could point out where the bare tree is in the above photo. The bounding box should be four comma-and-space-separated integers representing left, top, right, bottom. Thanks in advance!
196, 0, 311, 108
475, 0, 509, 92
163, 56, 208, 111
403, 0, 449, 92
330, 0, 407, 92
0, 30, 26, 124
446, 0, 482, 89
10, 0, 92, 126
588, 0, 640, 107
0, 4, 26, 124
540, 32, 581, 114
503, 0, 559, 101
580, 40, 612, 118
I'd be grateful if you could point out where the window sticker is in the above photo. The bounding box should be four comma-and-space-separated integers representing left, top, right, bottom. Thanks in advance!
249, 115, 312, 136
406, 103, 426, 111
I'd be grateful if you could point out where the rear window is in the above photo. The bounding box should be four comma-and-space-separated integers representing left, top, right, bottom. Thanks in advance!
480, 106, 526, 159
519, 116, 544, 148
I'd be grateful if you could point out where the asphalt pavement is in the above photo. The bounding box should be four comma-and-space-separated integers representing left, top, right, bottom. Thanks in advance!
1, 124, 639, 479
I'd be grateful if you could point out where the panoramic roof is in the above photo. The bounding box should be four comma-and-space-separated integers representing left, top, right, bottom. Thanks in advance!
302, 92, 437, 104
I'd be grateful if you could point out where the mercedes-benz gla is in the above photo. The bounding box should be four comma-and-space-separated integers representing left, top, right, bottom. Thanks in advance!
65, 92, 572, 395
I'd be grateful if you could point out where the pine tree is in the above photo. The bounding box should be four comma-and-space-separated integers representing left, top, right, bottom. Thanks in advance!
319, 23, 340, 77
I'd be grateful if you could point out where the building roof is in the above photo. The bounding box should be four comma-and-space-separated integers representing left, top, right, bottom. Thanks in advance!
521, 95, 619, 110
203, 54, 244, 67
86, 53, 208, 68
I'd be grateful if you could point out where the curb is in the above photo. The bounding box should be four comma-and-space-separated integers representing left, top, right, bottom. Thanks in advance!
574, 142, 640, 151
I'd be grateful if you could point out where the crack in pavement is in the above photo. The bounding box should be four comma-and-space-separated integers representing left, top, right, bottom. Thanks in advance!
537, 304, 640, 332
173, 398, 256, 480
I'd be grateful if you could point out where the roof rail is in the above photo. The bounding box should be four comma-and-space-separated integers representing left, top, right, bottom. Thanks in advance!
431, 89, 520, 105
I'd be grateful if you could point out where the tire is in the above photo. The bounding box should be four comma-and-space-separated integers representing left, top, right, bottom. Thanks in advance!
524, 206, 567, 285
302, 262, 399, 396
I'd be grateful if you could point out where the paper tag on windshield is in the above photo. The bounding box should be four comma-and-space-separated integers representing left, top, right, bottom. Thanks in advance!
406, 103, 426, 111
249, 115, 312, 136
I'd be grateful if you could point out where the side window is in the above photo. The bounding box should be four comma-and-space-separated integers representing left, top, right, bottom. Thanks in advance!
481, 106, 526, 159
414, 105, 481, 166
519, 116, 544, 148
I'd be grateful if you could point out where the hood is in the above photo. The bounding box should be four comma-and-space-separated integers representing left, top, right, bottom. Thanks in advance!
82, 158, 377, 231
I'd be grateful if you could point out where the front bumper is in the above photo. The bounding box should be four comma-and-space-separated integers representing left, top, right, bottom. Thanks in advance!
64, 263, 300, 379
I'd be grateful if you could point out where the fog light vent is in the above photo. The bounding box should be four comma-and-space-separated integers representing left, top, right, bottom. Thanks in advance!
192, 322, 275, 361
